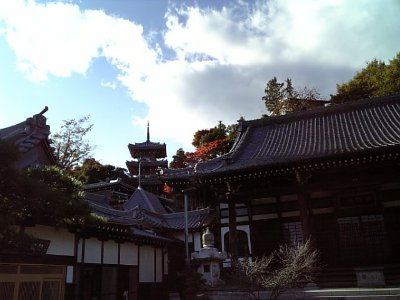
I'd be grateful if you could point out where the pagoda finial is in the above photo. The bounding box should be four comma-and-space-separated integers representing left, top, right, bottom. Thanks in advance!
147, 121, 150, 142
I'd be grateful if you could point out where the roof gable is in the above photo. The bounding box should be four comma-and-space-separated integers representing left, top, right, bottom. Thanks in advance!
123, 187, 167, 214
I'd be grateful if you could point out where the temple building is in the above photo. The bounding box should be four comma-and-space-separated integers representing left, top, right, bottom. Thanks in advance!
164, 94, 400, 288
126, 122, 168, 194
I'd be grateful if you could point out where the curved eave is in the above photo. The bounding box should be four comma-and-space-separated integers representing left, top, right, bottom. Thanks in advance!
198, 146, 400, 184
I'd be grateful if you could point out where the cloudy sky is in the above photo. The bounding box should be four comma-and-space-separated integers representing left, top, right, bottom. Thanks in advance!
1, 0, 399, 168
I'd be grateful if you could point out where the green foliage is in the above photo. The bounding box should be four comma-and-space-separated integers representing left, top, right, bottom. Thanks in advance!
25, 165, 91, 227
192, 121, 227, 148
263, 77, 285, 116
51, 116, 94, 171
262, 77, 321, 116
71, 158, 132, 184
170, 148, 190, 169
0, 139, 95, 230
331, 52, 400, 103
0, 140, 23, 231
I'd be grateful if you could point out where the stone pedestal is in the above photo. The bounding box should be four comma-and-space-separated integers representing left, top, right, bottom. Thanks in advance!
191, 228, 227, 286
354, 267, 386, 287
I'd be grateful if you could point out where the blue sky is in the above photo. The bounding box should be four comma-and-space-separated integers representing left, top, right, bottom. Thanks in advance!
1, 0, 400, 169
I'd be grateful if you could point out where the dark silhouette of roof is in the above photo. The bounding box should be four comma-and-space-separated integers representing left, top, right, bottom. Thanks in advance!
0, 107, 57, 168
123, 186, 168, 214
86, 185, 212, 232
195, 94, 400, 175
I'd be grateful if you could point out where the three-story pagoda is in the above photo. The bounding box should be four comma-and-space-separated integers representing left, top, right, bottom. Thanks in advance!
126, 122, 168, 193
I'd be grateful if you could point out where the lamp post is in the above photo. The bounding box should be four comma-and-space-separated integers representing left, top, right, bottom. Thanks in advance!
184, 191, 189, 267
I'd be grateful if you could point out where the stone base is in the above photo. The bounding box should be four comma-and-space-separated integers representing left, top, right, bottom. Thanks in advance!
354, 266, 386, 287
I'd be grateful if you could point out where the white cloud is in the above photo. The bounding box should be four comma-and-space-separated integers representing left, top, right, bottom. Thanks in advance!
164, 0, 400, 67
0, 0, 399, 152
101, 81, 117, 89
0, 0, 157, 82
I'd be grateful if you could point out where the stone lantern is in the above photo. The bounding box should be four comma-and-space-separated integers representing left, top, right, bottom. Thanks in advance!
191, 227, 227, 286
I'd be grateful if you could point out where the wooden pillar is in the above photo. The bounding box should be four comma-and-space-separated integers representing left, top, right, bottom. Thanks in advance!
227, 192, 238, 265
297, 189, 312, 240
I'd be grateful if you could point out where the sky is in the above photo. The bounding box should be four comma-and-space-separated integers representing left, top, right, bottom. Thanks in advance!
1, 0, 400, 169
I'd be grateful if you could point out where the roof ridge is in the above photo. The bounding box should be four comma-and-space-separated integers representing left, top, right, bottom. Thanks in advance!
244, 93, 400, 127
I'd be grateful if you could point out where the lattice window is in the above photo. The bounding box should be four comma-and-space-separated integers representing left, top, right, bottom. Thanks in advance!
361, 215, 388, 259
337, 214, 388, 264
41, 281, 60, 300
0, 282, 15, 300
338, 217, 363, 262
18, 281, 40, 300
282, 222, 304, 246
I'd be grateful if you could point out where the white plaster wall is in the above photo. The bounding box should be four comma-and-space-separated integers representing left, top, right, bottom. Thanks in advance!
120, 243, 138, 266
66, 266, 74, 283
25, 225, 74, 256
84, 238, 102, 263
193, 232, 202, 251
174, 231, 203, 252
221, 224, 252, 254
103, 240, 118, 264
139, 245, 154, 283
156, 248, 163, 282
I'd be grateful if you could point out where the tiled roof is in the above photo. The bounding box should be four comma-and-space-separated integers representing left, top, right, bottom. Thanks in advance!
123, 187, 168, 214
0, 107, 57, 167
84, 179, 135, 194
163, 208, 213, 230
87, 190, 212, 231
196, 94, 400, 175
128, 141, 167, 158
126, 159, 168, 168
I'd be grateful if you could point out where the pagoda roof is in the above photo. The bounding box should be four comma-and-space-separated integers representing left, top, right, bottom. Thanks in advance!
195, 94, 400, 176
128, 141, 167, 158
0, 107, 57, 168
126, 159, 168, 168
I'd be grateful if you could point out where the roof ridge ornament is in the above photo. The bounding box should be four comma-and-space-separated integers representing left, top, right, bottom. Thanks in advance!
39, 106, 48, 115
147, 121, 150, 142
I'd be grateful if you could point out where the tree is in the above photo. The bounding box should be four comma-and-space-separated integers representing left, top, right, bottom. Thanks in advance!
71, 158, 132, 184
25, 165, 92, 227
188, 139, 231, 161
237, 239, 319, 300
262, 77, 285, 116
262, 77, 321, 116
170, 120, 242, 169
192, 121, 227, 148
170, 148, 191, 169
331, 52, 400, 103
0, 140, 97, 252
0, 140, 22, 232
51, 116, 94, 171
190, 121, 238, 162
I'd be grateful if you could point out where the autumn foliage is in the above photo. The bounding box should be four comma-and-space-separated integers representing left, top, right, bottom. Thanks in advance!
169, 121, 239, 169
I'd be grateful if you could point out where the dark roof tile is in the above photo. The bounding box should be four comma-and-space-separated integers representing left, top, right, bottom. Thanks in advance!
196, 95, 400, 175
